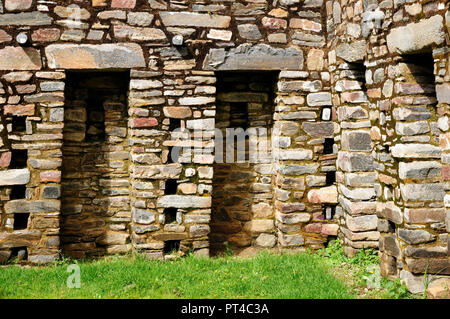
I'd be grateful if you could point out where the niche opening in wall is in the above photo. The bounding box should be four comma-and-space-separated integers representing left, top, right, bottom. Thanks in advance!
9, 246, 27, 262
164, 240, 180, 254
164, 207, 178, 224
10, 185, 26, 200
9, 149, 27, 169
13, 213, 29, 230
349, 62, 367, 93
11, 116, 26, 132
323, 138, 334, 155
164, 179, 177, 195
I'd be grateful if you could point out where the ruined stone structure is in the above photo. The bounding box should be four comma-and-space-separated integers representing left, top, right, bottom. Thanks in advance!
0, 0, 448, 293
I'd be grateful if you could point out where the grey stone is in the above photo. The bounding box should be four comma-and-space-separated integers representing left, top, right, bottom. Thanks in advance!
341, 130, 372, 151
346, 215, 378, 232
278, 164, 319, 175
399, 161, 441, 180
306, 92, 332, 106
42, 186, 61, 199
400, 183, 445, 201
338, 151, 374, 172
238, 24, 262, 40
132, 208, 155, 224
398, 229, 436, 245
203, 44, 303, 71
336, 40, 366, 62
4, 200, 60, 214
157, 195, 211, 208
0, 12, 52, 26
387, 15, 445, 54
302, 122, 334, 137
0, 169, 30, 185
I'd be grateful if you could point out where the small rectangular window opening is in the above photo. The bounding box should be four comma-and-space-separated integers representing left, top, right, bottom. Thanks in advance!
13, 213, 29, 230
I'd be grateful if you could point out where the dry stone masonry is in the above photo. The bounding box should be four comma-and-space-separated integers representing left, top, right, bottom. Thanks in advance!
0, 0, 447, 293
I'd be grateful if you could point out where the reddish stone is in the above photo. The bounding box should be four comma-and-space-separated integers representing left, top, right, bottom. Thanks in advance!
0, 152, 11, 168
131, 117, 158, 128
4, 104, 35, 116
321, 224, 339, 236
305, 223, 322, 233
40, 171, 61, 182
341, 91, 367, 103
92, 0, 107, 6
367, 88, 381, 99
111, 0, 136, 9
32, 28, 61, 42
442, 165, 450, 181
0, 30, 12, 43
15, 84, 36, 94
290, 18, 322, 32
261, 17, 287, 29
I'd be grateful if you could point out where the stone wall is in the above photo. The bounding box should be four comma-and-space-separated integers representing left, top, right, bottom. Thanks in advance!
0, 0, 447, 293
327, 0, 449, 293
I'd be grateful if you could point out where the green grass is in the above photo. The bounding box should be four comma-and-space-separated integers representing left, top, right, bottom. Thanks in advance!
0, 251, 355, 299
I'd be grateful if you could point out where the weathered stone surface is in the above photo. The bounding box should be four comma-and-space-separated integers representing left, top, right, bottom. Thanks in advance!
338, 151, 374, 172
238, 24, 262, 40
0, 169, 30, 186
160, 12, 231, 28
45, 43, 145, 69
335, 40, 366, 62
0, 230, 41, 249
376, 202, 402, 224
399, 161, 441, 180
4, 200, 60, 214
5, 0, 32, 11
400, 183, 445, 202
341, 130, 372, 151
398, 229, 436, 245
306, 92, 332, 106
255, 233, 276, 247
406, 258, 450, 275
436, 84, 450, 104
113, 26, 167, 41
346, 215, 378, 232
392, 144, 441, 159
203, 44, 303, 71
427, 278, 450, 299
133, 164, 182, 179
0, 47, 41, 70
0, 12, 52, 26
302, 122, 334, 137
307, 186, 338, 204
132, 208, 155, 224
387, 15, 445, 54
157, 195, 211, 208
404, 208, 446, 224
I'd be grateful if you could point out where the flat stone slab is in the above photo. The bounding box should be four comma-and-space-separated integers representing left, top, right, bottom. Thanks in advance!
45, 43, 145, 69
0, 11, 52, 26
0, 47, 41, 70
203, 44, 303, 71
0, 168, 30, 185
160, 12, 231, 28
387, 15, 445, 54
157, 195, 211, 208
